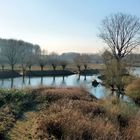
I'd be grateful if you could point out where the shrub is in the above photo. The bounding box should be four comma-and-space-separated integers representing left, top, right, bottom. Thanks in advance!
122, 111, 140, 140
31, 91, 118, 140
33, 107, 117, 140
126, 78, 140, 104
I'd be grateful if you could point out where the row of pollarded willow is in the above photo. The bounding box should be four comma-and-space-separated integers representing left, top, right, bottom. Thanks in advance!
31, 52, 92, 72
0, 40, 69, 72
0, 40, 92, 72
99, 13, 140, 98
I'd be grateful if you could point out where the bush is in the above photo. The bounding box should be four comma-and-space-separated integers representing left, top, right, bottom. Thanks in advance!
0, 89, 37, 138
126, 78, 140, 104
33, 106, 117, 140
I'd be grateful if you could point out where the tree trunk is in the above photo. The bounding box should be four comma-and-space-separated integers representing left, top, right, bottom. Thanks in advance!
62, 65, 66, 71
77, 65, 81, 72
41, 65, 44, 71
53, 66, 56, 71
52, 65, 56, 71
1, 65, 4, 71
11, 64, 14, 71
29, 66, 31, 71
84, 64, 87, 70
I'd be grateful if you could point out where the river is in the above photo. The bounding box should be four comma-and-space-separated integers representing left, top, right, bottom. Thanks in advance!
0, 74, 107, 98
0, 67, 139, 99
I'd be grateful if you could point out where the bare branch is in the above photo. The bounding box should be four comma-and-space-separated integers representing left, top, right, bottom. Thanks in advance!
99, 13, 140, 61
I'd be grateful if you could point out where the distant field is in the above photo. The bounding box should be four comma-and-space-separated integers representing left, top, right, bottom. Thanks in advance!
1, 63, 140, 72
0, 63, 105, 71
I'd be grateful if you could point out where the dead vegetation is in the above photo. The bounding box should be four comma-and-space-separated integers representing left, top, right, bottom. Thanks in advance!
0, 87, 139, 140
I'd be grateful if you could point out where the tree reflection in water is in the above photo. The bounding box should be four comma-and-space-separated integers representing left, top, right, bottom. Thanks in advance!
84, 75, 87, 81
77, 74, 80, 81
50, 76, 56, 86
28, 76, 31, 85
41, 76, 43, 85
61, 76, 66, 86
11, 78, 14, 88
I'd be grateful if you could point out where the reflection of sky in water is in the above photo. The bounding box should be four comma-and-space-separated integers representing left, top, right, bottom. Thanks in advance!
130, 67, 140, 77
0, 74, 105, 99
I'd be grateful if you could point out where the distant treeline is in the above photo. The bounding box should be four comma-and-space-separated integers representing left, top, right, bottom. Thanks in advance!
0, 38, 139, 72
0, 38, 103, 71
0, 38, 41, 71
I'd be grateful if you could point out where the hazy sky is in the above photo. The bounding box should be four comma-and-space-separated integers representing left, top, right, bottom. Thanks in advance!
0, 0, 140, 54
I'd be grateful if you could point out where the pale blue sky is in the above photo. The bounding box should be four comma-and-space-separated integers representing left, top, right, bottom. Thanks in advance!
0, 0, 140, 54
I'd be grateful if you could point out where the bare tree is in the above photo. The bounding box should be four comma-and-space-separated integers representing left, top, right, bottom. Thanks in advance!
0, 39, 41, 72
2, 39, 20, 71
18, 41, 28, 74
38, 49, 47, 71
99, 13, 140, 98
81, 54, 91, 70
99, 13, 140, 62
60, 60, 67, 70
18, 41, 34, 74
48, 52, 59, 71
59, 56, 68, 70
26, 54, 36, 71
74, 54, 82, 72
0, 56, 6, 71
27, 44, 41, 71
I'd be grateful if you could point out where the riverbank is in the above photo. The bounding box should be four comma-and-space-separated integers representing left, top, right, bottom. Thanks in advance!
0, 71, 21, 78
80, 69, 99, 75
0, 70, 75, 78
0, 69, 101, 79
126, 78, 140, 105
0, 87, 139, 139
25, 70, 75, 77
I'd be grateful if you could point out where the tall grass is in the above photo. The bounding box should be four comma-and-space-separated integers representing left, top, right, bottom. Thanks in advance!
32, 102, 117, 140
0, 87, 139, 140
126, 78, 140, 104
31, 87, 139, 140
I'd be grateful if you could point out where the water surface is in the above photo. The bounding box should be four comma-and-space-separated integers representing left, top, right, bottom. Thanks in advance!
0, 74, 107, 98
0, 67, 139, 99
